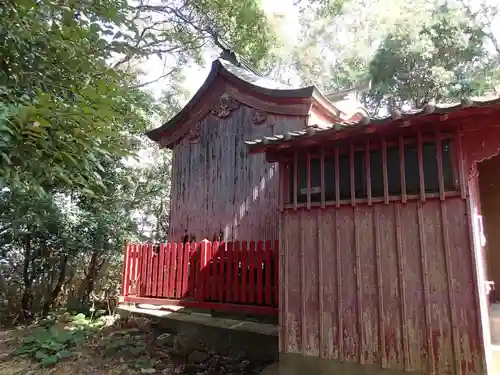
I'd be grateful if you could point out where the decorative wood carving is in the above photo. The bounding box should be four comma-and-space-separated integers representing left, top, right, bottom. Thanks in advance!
210, 95, 240, 118
251, 109, 267, 125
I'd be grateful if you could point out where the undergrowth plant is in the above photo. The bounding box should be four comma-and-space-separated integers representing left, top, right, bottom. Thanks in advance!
14, 313, 106, 367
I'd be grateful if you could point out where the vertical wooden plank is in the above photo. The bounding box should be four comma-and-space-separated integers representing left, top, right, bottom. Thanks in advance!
175, 243, 184, 299
378, 205, 403, 370
169, 243, 178, 298
456, 126, 466, 199
374, 206, 386, 368
294, 152, 298, 210
188, 242, 197, 298
307, 152, 311, 210
280, 162, 284, 211
273, 239, 279, 306
163, 243, 172, 298
248, 241, 256, 304
335, 209, 343, 360
417, 203, 433, 373
339, 207, 357, 361
145, 243, 153, 296
129, 244, 137, 296
240, 241, 248, 303
354, 207, 363, 363
299, 214, 307, 354
225, 242, 233, 302
256, 240, 264, 305
366, 140, 372, 206
321, 150, 325, 208
440, 202, 461, 375
151, 246, 159, 297
210, 241, 218, 301
350, 143, 356, 206
399, 136, 407, 203
417, 131, 426, 202
335, 147, 340, 208
382, 138, 389, 204
394, 204, 409, 371
233, 241, 240, 303
317, 211, 325, 357
218, 242, 225, 302
265, 240, 272, 305
181, 243, 190, 298
436, 129, 445, 201
358, 206, 379, 366
121, 243, 130, 297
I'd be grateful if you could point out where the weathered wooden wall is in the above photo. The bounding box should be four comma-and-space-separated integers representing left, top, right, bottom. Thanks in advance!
280, 198, 484, 375
169, 105, 306, 242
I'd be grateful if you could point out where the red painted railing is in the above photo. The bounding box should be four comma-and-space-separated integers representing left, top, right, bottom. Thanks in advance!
121, 240, 279, 315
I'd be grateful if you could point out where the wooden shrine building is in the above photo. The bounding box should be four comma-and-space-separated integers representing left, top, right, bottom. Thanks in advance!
247, 97, 500, 375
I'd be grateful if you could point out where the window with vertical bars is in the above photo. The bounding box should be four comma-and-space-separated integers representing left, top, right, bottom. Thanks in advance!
288, 138, 457, 205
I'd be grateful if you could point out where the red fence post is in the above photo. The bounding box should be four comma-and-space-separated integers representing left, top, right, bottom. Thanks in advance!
210, 241, 218, 300
189, 242, 198, 298
121, 242, 130, 297
151, 244, 159, 297
181, 242, 190, 298
197, 240, 209, 302
162, 243, 171, 298
233, 241, 240, 302
240, 241, 248, 303
176, 242, 184, 298
248, 241, 256, 304
157, 244, 165, 297
225, 242, 233, 303
169, 243, 178, 298
256, 240, 264, 305
264, 240, 272, 305
218, 242, 225, 302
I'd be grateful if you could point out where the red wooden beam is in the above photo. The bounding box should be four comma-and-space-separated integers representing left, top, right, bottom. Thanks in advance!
320, 149, 325, 208
188, 243, 197, 298
121, 243, 130, 297
350, 143, 355, 206
456, 126, 466, 199
122, 296, 278, 315
307, 152, 311, 210
335, 147, 340, 208
382, 138, 389, 204
417, 131, 426, 202
436, 129, 445, 200
162, 243, 171, 297
399, 135, 407, 203
365, 140, 372, 206
293, 152, 298, 210
169, 243, 178, 298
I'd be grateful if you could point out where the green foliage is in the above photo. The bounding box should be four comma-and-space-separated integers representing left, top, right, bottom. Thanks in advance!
14, 323, 85, 366
367, 4, 497, 110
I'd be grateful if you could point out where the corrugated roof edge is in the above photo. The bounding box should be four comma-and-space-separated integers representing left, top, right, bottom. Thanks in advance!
245, 96, 500, 150
145, 59, 336, 142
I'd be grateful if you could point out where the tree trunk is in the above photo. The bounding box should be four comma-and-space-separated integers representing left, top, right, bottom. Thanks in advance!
42, 254, 68, 317
21, 235, 33, 322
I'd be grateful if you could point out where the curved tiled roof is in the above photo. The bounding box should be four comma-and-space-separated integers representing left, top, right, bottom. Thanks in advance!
145, 58, 337, 142
245, 96, 500, 151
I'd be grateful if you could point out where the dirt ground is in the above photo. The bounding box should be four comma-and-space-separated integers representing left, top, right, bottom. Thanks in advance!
0, 315, 272, 375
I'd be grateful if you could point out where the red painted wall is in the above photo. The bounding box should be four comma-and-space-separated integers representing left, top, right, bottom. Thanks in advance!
279, 198, 483, 374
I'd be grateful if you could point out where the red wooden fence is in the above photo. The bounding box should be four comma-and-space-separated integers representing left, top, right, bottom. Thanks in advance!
121, 240, 279, 315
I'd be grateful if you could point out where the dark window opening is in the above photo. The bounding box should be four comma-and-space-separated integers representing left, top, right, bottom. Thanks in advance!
287, 138, 457, 205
